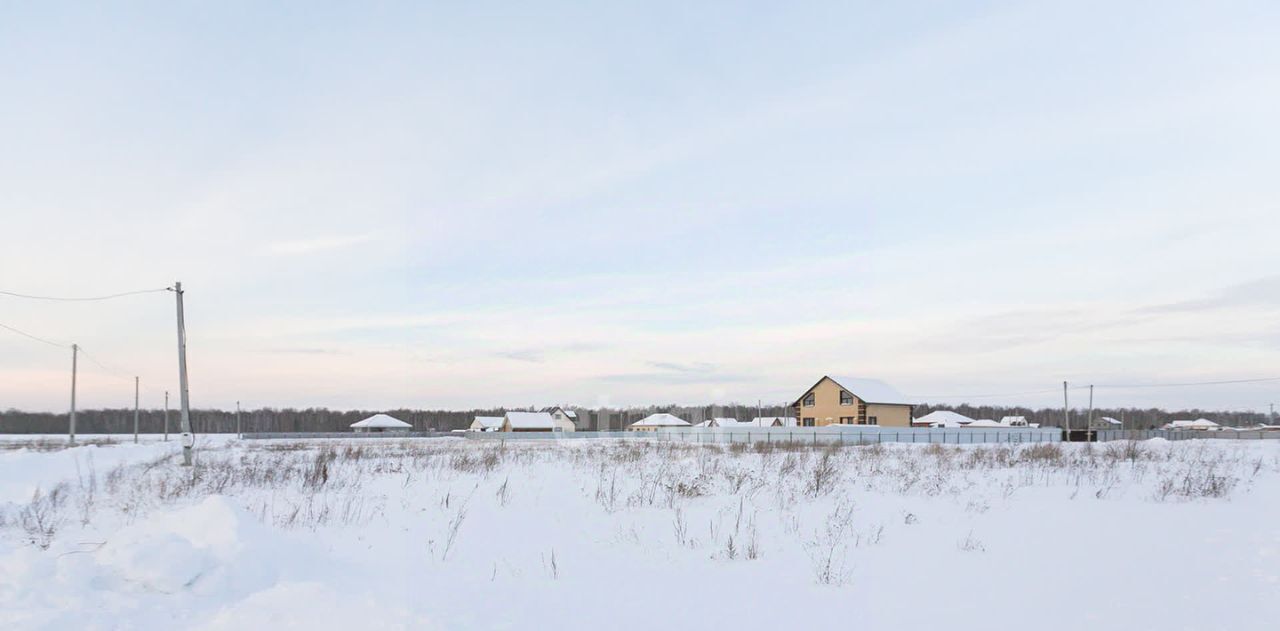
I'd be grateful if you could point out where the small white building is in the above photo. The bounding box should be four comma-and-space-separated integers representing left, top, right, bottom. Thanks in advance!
1164, 418, 1220, 431
470, 416, 504, 432
503, 411, 575, 432
628, 413, 691, 432
695, 417, 747, 428
540, 406, 579, 429
1089, 416, 1122, 430
912, 410, 974, 428
749, 417, 798, 428
965, 419, 1004, 428
1000, 416, 1029, 427
350, 414, 412, 433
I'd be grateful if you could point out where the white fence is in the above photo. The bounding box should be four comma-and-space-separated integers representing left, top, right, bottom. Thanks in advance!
1095, 429, 1280, 442
460, 427, 1061, 444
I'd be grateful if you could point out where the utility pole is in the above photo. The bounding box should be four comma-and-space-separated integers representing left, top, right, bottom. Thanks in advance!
1062, 381, 1070, 438
69, 344, 78, 445
236, 400, 242, 439
172, 282, 194, 466
1087, 385, 1094, 431
133, 376, 140, 444
164, 390, 170, 441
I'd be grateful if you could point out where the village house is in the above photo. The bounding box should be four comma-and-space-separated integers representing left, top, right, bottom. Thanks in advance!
1163, 418, 1220, 431
470, 416, 504, 432
350, 414, 412, 433
792, 376, 914, 427
694, 417, 748, 428
502, 411, 576, 432
1089, 416, 1122, 430
628, 413, 691, 432
912, 410, 974, 427
749, 417, 798, 428
540, 406, 579, 429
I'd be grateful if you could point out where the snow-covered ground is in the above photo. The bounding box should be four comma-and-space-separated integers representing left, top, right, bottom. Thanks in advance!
1, 435, 1278, 630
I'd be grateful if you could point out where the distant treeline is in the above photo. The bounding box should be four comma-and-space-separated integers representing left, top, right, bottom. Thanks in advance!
1, 402, 1273, 434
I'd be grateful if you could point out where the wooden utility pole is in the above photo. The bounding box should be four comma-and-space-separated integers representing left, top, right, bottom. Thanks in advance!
69, 343, 78, 445
1087, 385, 1094, 431
133, 376, 140, 444
164, 390, 170, 441
172, 282, 194, 466
1062, 381, 1070, 437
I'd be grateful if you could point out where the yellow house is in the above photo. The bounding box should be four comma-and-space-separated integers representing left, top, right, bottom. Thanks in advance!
791, 376, 914, 428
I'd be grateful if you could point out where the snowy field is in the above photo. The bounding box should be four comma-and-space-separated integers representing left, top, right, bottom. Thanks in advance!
2, 435, 1278, 630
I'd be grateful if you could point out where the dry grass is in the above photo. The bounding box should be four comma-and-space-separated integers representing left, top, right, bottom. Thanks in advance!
1, 437, 1273, 567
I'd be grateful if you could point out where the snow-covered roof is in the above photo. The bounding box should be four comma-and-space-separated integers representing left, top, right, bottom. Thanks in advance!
1098, 417, 1122, 425
631, 413, 691, 428
1001, 416, 1028, 425
965, 419, 1004, 428
1168, 418, 1219, 429
505, 411, 557, 429
828, 376, 912, 405
750, 417, 798, 427
350, 414, 412, 429
472, 416, 504, 429
913, 410, 974, 426
695, 418, 749, 428
540, 406, 577, 418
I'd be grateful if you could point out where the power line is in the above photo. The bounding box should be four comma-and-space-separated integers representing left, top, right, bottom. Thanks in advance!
77, 346, 135, 380
908, 387, 1066, 400
0, 321, 70, 348
0, 287, 169, 302
1093, 377, 1280, 389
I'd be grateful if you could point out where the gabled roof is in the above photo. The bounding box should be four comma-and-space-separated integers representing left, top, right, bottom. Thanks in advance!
1168, 418, 1219, 429
1001, 416, 1028, 424
1097, 417, 1122, 425
965, 419, 1004, 428
540, 406, 577, 418
472, 416, 504, 429
631, 413, 691, 428
505, 411, 557, 429
750, 417, 798, 427
794, 376, 913, 406
350, 414, 412, 429
913, 410, 973, 426
694, 418, 749, 428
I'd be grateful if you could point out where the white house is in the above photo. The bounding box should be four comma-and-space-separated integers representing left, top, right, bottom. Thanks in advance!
470, 416, 504, 432
912, 410, 974, 428
540, 406, 579, 429
695, 417, 747, 428
350, 414, 412, 433
1000, 416, 1029, 427
1164, 418, 1220, 431
1089, 416, 1122, 430
628, 413, 691, 432
965, 419, 1004, 428
749, 417, 798, 428
503, 411, 575, 432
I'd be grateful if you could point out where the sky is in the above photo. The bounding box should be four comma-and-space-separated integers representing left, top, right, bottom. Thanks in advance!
2, 1, 1280, 414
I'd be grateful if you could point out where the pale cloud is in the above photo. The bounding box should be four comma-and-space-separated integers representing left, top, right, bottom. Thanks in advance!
262, 234, 379, 256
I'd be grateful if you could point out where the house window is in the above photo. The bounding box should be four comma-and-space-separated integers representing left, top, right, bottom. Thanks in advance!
803, 393, 815, 407
840, 391, 854, 406
867, 416, 878, 426
839, 416, 854, 424
802, 417, 815, 427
